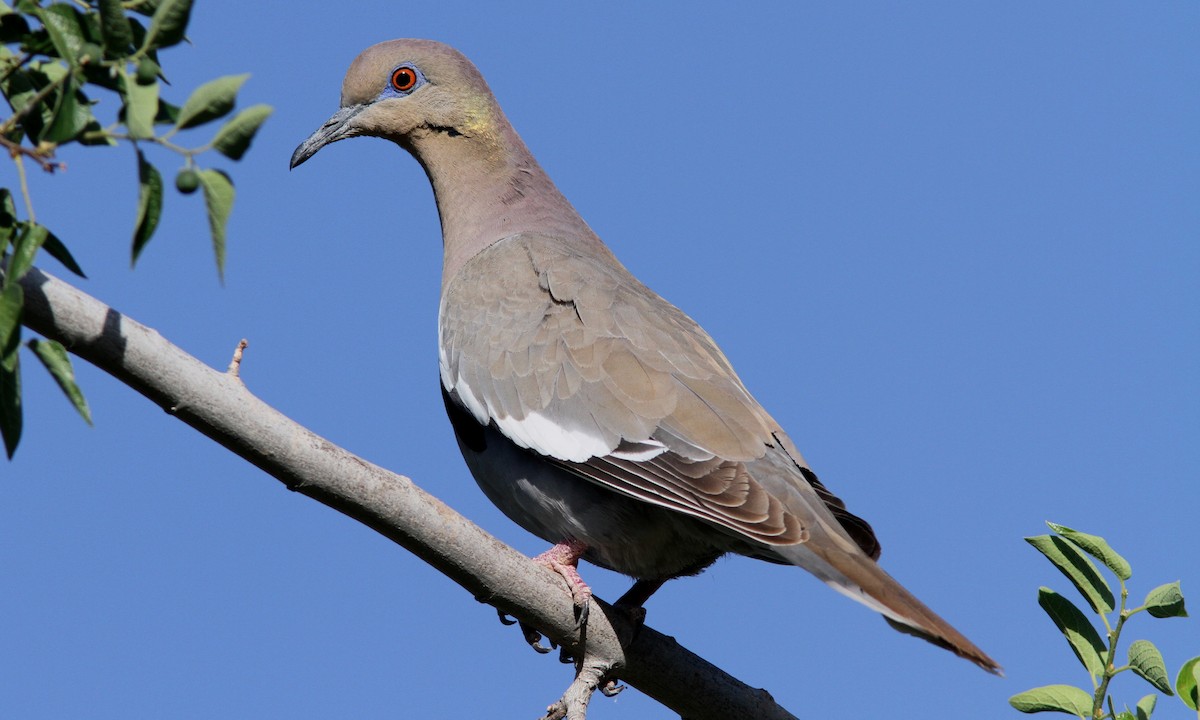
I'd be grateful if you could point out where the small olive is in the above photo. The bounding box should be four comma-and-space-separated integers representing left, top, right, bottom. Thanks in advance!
175, 169, 200, 194
79, 43, 104, 65
135, 57, 160, 85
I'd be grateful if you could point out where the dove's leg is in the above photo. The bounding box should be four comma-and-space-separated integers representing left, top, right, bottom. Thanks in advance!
614, 579, 664, 610
533, 539, 593, 628
497, 539, 593, 656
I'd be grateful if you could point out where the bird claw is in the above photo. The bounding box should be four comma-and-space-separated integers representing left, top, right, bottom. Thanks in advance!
573, 594, 590, 633
499, 541, 598, 660
521, 620, 557, 654
497, 609, 559, 654
599, 679, 625, 697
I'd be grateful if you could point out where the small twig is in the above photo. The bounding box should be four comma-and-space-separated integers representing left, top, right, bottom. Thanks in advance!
1, 134, 65, 174
226, 338, 249, 378
541, 659, 613, 720
1092, 581, 1131, 718
536, 598, 637, 720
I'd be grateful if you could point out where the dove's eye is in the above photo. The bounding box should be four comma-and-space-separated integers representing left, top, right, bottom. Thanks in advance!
391, 66, 419, 93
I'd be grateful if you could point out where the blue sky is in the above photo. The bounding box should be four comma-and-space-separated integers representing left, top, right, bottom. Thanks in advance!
3, 3, 1197, 718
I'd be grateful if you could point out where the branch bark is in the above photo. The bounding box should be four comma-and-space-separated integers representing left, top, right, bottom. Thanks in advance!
15, 265, 798, 720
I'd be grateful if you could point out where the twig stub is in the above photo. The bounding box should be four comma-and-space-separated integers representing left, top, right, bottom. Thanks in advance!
226, 338, 249, 377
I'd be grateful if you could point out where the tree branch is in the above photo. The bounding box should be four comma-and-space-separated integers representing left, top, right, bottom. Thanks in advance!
15, 264, 798, 720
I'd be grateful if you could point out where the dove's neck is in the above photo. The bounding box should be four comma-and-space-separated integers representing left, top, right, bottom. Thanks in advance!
405, 111, 606, 288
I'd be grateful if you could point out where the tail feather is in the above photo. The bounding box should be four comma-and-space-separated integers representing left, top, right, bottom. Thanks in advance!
776, 528, 1002, 675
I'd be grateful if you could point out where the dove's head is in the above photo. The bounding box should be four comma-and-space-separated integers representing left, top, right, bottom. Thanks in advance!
290, 39, 502, 169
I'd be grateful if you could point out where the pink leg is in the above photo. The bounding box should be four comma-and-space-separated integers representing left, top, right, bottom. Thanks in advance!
533, 539, 593, 618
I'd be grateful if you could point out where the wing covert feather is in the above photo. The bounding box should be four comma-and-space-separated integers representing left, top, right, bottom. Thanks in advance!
440, 233, 878, 557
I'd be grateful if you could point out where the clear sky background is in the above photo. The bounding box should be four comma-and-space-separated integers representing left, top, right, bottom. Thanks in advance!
3, 3, 1197, 718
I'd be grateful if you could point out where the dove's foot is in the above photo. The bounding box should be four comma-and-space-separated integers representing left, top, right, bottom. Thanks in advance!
533, 539, 593, 631
496, 539, 593, 656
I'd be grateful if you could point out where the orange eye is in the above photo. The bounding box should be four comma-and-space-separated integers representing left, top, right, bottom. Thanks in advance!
391, 66, 418, 93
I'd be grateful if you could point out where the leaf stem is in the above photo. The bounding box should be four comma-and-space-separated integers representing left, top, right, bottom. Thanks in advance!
12, 151, 36, 223
107, 132, 193, 157
1092, 581, 1130, 719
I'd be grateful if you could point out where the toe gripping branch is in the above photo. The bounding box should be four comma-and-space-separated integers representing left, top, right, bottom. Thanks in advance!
497, 600, 629, 720
492, 539, 646, 719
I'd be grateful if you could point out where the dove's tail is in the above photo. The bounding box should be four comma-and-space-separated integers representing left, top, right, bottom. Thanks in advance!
774, 526, 1003, 675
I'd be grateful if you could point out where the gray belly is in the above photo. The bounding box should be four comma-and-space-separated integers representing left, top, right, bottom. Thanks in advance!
444, 391, 725, 579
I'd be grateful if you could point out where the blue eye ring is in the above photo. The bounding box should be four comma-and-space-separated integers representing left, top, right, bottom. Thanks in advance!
391, 65, 419, 93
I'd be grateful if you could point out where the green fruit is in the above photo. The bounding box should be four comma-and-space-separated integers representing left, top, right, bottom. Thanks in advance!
135, 57, 160, 85
79, 43, 104, 64
175, 169, 200, 194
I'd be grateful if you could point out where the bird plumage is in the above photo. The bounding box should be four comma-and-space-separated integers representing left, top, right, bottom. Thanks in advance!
291, 38, 1000, 674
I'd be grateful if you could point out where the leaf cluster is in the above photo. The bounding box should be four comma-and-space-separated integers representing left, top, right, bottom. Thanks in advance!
1, 0, 272, 457
1011, 522, 1199, 719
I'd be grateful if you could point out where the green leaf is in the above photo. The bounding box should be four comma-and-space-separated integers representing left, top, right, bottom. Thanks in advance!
1176, 657, 1200, 711
153, 98, 180, 126
1115, 712, 1135, 720
1143, 581, 1187, 618
1048, 522, 1133, 581
40, 228, 85, 278
127, 0, 162, 18
0, 12, 32, 44
141, 0, 191, 50
1135, 693, 1156, 720
33, 4, 86, 67
0, 282, 23, 458
1009, 685, 1094, 717
211, 103, 272, 160
40, 75, 89, 143
4, 67, 47, 140
0, 188, 18, 251
1129, 640, 1174, 694
122, 69, 158, 139
27, 338, 90, 424
131, 150, 162, 264
1026, 534, 1115, 614
197, 169, 233, 280
0, 282, 22, 370
97, 0, 133, 58
173, 74, 248, 131
0, 352, 20, 458
5, 222, 48, 287
1038, 587, 1107, 678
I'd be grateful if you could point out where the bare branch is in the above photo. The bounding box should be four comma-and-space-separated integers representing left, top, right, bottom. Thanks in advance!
15, 265, 798, 720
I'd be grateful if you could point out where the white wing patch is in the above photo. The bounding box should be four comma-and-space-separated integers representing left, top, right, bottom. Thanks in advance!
495, 409, 610, 462
442, 356, 619, 463
610, 439, 668, 461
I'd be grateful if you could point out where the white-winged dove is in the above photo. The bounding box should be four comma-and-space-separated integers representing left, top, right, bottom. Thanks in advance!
291, 39, 999, 673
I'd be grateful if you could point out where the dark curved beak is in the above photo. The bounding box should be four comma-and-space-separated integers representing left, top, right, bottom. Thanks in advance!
289, 104, 366, 169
